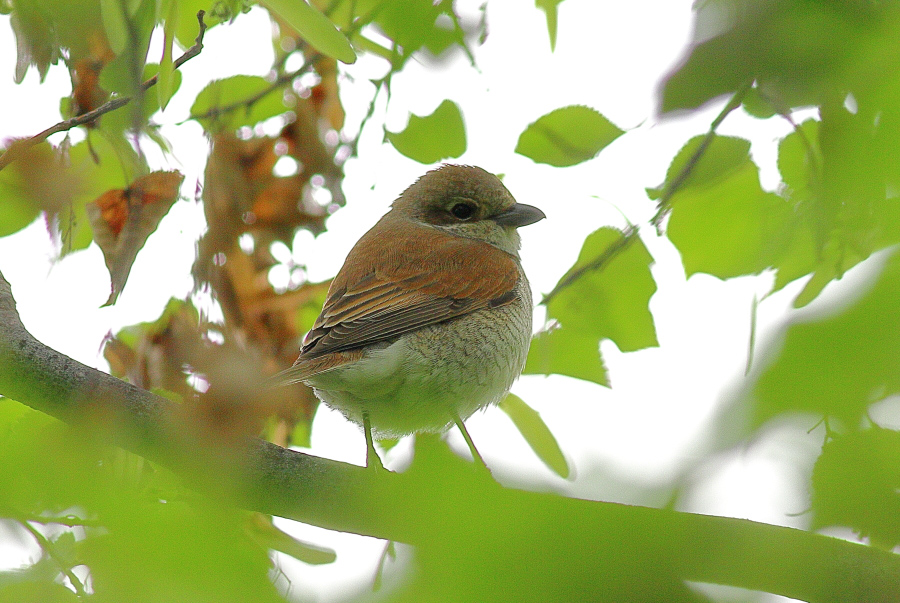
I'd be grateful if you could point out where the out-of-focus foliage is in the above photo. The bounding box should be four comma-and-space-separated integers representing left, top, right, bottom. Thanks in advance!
657, 0, 900, 556
1, 0, 900, 601
498, 393, 569, 478
0, 399, 289, 603
752, 250, 900, 429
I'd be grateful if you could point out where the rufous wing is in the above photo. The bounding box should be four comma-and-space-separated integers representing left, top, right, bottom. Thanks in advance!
283, 220, 520, 383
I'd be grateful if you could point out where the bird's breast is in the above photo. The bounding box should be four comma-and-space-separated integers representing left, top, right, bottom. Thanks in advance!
307, 276, 533, 437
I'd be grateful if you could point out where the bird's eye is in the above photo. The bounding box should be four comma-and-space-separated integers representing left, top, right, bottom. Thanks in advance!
450, 203, 475, 220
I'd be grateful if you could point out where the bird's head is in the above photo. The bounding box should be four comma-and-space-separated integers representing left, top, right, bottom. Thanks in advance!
391, 164, 545, 256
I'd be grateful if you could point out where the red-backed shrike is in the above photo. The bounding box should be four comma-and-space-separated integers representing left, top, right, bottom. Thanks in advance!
281, 164, 544, 468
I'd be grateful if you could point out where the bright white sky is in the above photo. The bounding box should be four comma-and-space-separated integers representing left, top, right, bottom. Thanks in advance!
0, 1, 863, 600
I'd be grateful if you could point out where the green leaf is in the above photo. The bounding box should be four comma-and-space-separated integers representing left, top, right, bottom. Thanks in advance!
499, 394, 569, 478
741, 86, 778, 119
662, 135, 751, 194
550, 228, 658, 352
144, 63, 183, 118
100, 0, 129, 55
98, 0, 156, 98
190, 75, 287, 132
525, 228, 657, 385
752, 249, 900, 428
666, 137, 788, 279
811, 427, 900, 549
0, 169, 41, 236
0, 581, 80, 603
385, 100, 466, 164
535, 0, 562, 51
174, 0, 227, 47
156, 0, 179, 111
0, 141, 77, 236
659, 1, 851, 113
261, 0, 356, 64
370, 0, 466, 60
515, 106, 623, 167
245, 514, 336, 565
525, 323, 608, 386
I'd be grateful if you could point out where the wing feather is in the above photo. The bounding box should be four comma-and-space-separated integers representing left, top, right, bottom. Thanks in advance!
297, 220, 520, 363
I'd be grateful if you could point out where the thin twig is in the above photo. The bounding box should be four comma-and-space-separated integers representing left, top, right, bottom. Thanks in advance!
651, 80, 752, 228
19, 521, 88, 598
0, 11, 208, 173
541, 224, 640, 306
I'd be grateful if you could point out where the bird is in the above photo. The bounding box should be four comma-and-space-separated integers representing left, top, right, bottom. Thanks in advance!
279, 164, 545, 469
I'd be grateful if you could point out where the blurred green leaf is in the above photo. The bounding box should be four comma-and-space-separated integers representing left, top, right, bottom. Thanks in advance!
10, 0, 105, 83
812, 427, 900, 549
97, 0, 156, 98
191, 75, 287, 132
386, 100, 466, 164
244, 513, 336, 565
143, 63, 183, 119
373, 0, 464, 59
157, 0, 179, 111
0, 581, 80, 603
660, 1, 881, 113
0, 170, 41, 237
81, 501, 284, 602
0, 141, 80, 237
174, 0, 230, 47
261, 0, 356, 64
499, 394, 569, 478
753, 250, 900, 428
741, 86, 778, 119
515, 105, 622, 167
770, 113, 900, 306
535, 0, 563, 51
100, 0, 129, 54
776, 119, 819, 204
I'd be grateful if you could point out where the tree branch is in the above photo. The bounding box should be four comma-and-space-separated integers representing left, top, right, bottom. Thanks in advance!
0, 268, 898, 602
0, 11, 208, 173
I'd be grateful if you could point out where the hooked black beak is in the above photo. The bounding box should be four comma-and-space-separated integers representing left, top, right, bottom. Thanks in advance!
492, 203, 546, 227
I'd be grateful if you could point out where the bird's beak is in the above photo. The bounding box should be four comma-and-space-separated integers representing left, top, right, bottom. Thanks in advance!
492, 203, 546, 227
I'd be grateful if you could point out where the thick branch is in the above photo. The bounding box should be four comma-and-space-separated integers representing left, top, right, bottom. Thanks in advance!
0, 11, 208, 173
0, 268, 897, 602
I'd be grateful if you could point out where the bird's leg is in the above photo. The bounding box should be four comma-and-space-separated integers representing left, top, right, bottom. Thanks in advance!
363, 411, 385, 470
451, 412, 490, 472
